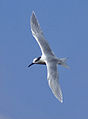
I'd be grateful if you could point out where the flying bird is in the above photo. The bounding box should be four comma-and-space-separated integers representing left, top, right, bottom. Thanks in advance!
28, 11, 69, 103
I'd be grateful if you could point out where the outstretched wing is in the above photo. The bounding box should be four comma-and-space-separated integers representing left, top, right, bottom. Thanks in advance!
46, 61, 63, 103
30, 11, 54, 56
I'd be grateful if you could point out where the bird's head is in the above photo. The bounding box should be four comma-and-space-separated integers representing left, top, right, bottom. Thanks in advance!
33, 57, 41, 63
28, 57, 41, 67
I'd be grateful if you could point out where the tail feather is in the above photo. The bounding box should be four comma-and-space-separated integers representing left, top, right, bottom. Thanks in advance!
59, 58, 69, 69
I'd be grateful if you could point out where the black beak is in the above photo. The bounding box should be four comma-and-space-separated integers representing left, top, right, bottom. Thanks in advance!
28, 63, 34, 67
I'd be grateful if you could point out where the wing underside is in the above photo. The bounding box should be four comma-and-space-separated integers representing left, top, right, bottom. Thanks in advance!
46, 61, 63, 103
30, 11, 54, 56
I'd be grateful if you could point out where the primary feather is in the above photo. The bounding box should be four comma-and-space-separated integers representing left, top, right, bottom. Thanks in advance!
30, 11, 54, 56
46, 61, 63, 103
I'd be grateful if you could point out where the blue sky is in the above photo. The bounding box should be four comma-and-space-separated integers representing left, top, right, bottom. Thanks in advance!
0, 0, 88, 119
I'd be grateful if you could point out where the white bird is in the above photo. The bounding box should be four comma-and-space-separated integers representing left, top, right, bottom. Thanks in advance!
28, 11, 69, 103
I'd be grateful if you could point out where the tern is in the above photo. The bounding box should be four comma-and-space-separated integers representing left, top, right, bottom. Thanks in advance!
28, 11, 69, 103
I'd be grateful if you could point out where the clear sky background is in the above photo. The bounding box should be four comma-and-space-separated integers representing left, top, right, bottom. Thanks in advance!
0, 0, 88, 119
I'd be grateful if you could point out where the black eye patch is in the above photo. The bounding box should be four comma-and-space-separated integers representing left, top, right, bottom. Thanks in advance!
35, 57, 41, 62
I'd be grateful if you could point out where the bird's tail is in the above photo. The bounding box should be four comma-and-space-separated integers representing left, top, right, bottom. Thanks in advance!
59, 57, 69, 68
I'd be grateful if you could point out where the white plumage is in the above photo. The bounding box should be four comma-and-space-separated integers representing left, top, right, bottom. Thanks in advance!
28, 11, 69, 103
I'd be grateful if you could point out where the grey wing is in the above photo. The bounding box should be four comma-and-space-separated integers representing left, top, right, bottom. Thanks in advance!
46, 61, 63, 103
30, 11, 54, 56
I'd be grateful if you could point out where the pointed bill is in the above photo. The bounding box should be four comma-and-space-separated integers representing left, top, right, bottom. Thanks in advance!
28, 63, 34, 67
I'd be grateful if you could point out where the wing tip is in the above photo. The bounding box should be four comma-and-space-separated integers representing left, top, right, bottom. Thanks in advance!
30, 11, 39, 28
32, 11, 35, 17
30, 11, 42, 35
30, 11, 36, 23
60, 99, 63, 103
57, 95, 63, 103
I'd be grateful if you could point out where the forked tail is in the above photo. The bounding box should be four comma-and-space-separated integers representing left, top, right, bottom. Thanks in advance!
59, 58, 69, 68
